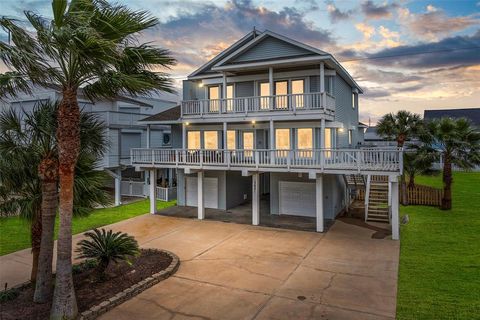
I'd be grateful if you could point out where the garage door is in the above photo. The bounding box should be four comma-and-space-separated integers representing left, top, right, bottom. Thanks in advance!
279, 181, 316, 217
186, 177, 218, 209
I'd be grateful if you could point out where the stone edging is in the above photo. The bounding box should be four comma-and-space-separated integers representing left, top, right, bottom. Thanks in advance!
78, 249, 180, 320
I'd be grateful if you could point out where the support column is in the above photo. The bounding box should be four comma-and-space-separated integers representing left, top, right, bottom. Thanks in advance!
146, 124, 151, 148
252, 173, 260, 226
269, 119, 275, 164
316, 174, 324, 232
269, 67, 274, 109
222, 73, 227, 113
223, 122, 227, 150
149, 169, 157, 214
320, 62, 326, 107
390, 175, 399, 240
114, 169, 122, 206
320, 118, 326, 149
197, 171, 205, 220
182, 123, 187, 149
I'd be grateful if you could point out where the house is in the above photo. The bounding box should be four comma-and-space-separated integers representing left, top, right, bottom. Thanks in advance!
424, 108, 480, 127
1, 86, 179, 205
363, 126, 398, 147
131, 29, 403, 239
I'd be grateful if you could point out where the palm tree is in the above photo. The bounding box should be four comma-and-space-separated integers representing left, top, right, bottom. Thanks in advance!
0, 1, 175, 317
419, 117, 480, 210
403, 149, 436, 188
0, 101, 109, 302
376, 111, 423, 204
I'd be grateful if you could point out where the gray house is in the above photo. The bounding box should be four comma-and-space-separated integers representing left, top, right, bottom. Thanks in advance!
131, 30, 403, 239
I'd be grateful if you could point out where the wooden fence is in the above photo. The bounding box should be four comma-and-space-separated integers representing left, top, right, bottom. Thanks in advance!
402, 184, 443, 206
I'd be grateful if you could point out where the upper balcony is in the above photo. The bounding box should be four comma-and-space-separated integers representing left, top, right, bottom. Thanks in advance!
181, 92, 335, 119
90, 111, 152, 127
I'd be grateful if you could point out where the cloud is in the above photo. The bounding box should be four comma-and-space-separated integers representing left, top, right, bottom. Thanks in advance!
142, 0, 335, 77
326, 1, 353, 23
398, 7, 480, 41
361, 1, 398, 19
355, 22, 375, 40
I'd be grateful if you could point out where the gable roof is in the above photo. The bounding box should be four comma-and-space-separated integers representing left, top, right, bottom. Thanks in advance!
424, 108, 480, 126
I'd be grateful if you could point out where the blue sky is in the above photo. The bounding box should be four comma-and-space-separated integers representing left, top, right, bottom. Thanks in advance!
1, 0, 479, 123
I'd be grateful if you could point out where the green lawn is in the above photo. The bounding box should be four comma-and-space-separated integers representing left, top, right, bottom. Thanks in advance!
397, 172, 480, 319
0, 199, 176, 256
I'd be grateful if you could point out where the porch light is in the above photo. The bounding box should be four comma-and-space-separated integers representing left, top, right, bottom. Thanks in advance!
338, 128, 344, 133
198, 82, 204, 88
185, 122, 190, 126
251, 120, 256, 128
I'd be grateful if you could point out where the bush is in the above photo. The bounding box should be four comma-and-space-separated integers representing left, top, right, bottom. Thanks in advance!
76, 228, 139, 280
0, 285, 18, 303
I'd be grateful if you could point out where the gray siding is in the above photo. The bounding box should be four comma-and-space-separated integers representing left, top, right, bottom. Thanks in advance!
309, 76, 334, 94
269, 173, 345, 220
236, 81, 254, 97
183, 80, 205, 100
232, 37, 313, 63
334, 75, 359, 147
225, 171, 251, 208
171, 124, 183, 148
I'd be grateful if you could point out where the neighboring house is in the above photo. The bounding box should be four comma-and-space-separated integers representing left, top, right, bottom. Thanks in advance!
363, 126, 398, 147
131, 29, 403, 239
1, 86, 179, 205
424, 108, 480, 127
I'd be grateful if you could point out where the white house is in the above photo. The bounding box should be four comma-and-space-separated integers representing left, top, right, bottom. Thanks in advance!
131, 29, 403, 239
1, 86, 179, 206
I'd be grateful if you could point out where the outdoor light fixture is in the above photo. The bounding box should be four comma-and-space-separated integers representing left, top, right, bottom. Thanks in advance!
198, 83, 204, 88
251, 120, 256, 128
338, 128, 344, 133
185, 122, 190, 126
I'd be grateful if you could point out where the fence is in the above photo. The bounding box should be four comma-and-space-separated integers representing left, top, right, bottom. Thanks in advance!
156, 187, 177, 202
402, 184, 443, 206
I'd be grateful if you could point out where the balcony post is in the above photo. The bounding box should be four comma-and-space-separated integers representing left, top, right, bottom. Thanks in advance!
222, 72, 227, 113
252, 172, 260, 226
146, 124, 151, 148
269, 67, 274, 110
223, 122, 227, 150
316, 174, 324, 232
320, 62, 326, 109
197, 171, 205, 220
390, 175, 399, 240
149, 169, 157, 214
182, 123, 186, 149
270, 120, 275, 165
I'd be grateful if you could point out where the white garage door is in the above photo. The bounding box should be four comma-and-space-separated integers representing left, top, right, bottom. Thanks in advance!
279, 181, 316, 217
186, 177, 218, 209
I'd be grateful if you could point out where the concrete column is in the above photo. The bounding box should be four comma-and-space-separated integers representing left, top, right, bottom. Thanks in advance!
114, 169, 122, 206
197, 171, 205, 220
223, 122, 227, 149
316, 174, 324, 232
390, 176, 399, 240
146, 124, 151, 148
252, 173, 260, 226
149, 169, 157, 214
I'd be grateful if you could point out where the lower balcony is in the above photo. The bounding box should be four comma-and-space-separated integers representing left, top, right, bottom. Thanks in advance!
131, 148, 403, 175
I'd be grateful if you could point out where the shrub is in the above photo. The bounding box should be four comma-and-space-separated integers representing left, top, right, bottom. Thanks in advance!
76, 228, 139, 280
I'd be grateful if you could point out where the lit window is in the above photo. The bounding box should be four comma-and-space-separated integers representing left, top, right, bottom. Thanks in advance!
325, 128, 332, 158
275, 81, 288, 109
297, 128, 312, 158
243, 131, 254, 157
227, 130, 236, 150
209, 86, 220, 112
260, 82, 270, 109
204, 131, 218, 150
275, 129, 290, 150
291, 80, 304, 108
187, 131, 201, 149
226, 85, 234, 111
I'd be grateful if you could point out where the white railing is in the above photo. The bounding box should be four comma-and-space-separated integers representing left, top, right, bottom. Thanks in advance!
89, 111, 151, 126
181, 92, 335, 117
132, 148, 403, 173
156, 187, 177, 201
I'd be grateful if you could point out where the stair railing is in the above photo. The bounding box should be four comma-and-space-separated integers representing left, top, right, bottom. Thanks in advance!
364, 174, 371, 222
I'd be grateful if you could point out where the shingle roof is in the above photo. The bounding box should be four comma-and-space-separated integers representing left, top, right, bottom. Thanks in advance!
140, 105, 180, 122
424, 108, 480, 126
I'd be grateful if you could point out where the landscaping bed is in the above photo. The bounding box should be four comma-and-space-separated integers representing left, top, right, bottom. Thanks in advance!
0, 249, 178, 320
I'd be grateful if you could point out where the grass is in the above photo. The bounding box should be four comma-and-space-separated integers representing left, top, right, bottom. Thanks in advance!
0, 199, 176, 256
397, 172, 480, 319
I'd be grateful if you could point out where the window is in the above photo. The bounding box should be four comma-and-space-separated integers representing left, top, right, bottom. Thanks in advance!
291, 79, 304, 108
297, 128, 313, 158
348, 130, 353, 146
204, 131, 218, 150
275, 129, 290, 150
243, 131, 254, 157
226, 85, 234, 111
324, 128, 332, 158
352, 93, 356, 109
227, 130, 236, 150
275, 81, 288, 109
260, 82, 270, 109
187, 131, 201, 149
209, 86, 220, 112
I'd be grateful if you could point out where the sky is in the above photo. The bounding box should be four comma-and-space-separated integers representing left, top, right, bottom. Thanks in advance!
1, 0, 479, 124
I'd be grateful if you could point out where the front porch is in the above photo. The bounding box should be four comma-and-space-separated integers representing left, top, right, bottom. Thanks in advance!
155, 199, 335, 232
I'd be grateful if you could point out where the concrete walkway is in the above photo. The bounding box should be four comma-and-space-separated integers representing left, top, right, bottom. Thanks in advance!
0, 214, 399, 319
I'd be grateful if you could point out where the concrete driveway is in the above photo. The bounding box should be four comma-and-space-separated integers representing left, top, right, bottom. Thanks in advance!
0, 214, 399, 319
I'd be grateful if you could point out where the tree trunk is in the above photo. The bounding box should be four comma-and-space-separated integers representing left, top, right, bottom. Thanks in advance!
34, 157, 58, 303
51, 90, 79, 319
442, 153, 452, 210
408, 174, 415, 188
30, 207, 42, 284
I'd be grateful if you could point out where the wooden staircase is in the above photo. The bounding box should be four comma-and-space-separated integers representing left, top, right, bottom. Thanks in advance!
365, 176, 390, 223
